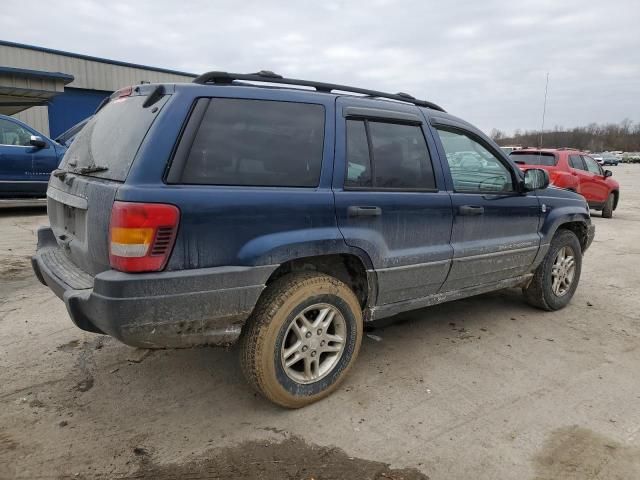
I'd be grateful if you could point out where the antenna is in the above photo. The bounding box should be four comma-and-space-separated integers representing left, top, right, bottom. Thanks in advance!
539, 72, 549, 148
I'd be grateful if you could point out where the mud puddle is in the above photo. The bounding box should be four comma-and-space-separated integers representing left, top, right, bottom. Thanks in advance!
534, 426, 640, 479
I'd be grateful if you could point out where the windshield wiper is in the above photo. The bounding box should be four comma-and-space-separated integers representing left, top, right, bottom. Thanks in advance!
76, 165, 109, 174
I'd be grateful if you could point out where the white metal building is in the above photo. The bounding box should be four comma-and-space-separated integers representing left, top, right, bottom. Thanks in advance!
0, 40, 195, 137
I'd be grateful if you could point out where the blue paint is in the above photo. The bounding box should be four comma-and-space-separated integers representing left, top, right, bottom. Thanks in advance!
48, 88, 111, 138
0, 114, 66, 197
0, 65, 74, 83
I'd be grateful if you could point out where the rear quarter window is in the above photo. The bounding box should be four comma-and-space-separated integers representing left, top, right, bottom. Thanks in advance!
177, 98, 325, 187
61, 94, 169, 181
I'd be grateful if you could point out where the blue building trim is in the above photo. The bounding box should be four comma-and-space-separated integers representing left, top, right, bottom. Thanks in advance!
48, 87, 112, 138
0, 65, 74, 83
0, 39, 197, 78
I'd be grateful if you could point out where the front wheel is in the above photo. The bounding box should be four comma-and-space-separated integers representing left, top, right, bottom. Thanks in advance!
602, 193, 614, 218
523, 229, 582, 311
240, 272, 363, 408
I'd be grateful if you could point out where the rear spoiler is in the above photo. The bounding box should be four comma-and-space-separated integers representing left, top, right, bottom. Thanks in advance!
94, 84, 166, 114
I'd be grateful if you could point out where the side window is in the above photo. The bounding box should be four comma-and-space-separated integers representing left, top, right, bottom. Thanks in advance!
345, 120, 371, 187
0, 119, 32, 146
436, 128, 514, 193
569, 155, 586, 171
583, 156, 602, 175
180, 99, 325, 187
344, 119, 436, 190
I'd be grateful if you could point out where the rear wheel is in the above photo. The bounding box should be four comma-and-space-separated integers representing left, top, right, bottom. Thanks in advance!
602, 193, 614, 218
523, 229, 582, 311
240, 272, 363, 408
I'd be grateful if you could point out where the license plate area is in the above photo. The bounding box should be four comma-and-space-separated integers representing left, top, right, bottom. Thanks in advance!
63, 204, 77, 236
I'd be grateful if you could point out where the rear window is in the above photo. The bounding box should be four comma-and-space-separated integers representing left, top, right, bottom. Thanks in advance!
179, 98, 325, 187
61, 94, 169, 181
510, 152, 557, 166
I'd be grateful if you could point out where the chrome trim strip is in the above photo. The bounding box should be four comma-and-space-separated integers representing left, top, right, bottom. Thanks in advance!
454, 245, 538, 262
46, 186, 88, 210
375, 259, 451, 273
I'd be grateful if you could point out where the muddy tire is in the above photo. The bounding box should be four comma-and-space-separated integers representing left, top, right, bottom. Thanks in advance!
602, 193, 614, 218
523, 229, 582, 311
240, 272, 363, 408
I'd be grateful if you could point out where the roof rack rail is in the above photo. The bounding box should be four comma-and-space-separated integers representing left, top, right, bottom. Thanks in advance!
192, 70, 445, 112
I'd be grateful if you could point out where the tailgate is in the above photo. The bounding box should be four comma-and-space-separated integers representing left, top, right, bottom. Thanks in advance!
45, 85, 171, 276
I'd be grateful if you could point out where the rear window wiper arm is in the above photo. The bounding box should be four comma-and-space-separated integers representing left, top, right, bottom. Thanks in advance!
76, 165, 109, 174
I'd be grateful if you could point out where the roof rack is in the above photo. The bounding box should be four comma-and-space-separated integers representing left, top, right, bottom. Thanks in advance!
192, 70, 445, 112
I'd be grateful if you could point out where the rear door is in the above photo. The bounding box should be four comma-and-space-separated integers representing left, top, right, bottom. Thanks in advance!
333, 97, 454, 305
431, 125, 541, 291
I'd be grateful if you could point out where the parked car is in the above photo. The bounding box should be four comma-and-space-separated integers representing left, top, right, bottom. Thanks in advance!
0, 114, 66, 198
500, 146, 522, 155
510, 148, 620, 218
599, 152, 619, 166
591, 153, 604, 165
32, 72, 595, 407
54, 117, 91, 148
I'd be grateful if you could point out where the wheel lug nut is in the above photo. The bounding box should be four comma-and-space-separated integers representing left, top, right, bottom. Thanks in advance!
302, 346, 308, 352
305, 332, 312, 338
320, 340, 325, 347
317, 329, 322, 335
311, 351, 316, 357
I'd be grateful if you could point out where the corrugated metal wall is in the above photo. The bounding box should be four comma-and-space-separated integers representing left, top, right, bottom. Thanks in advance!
14, 106, 50, 135
1, 43, 195, 135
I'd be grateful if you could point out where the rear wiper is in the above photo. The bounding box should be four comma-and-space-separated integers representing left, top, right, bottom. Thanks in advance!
76, 165, 109, 174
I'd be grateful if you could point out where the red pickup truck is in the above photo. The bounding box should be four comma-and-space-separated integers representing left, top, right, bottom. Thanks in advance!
511, 148, 620, 218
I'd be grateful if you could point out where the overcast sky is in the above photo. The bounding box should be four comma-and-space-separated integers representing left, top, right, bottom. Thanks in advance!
2, 0, 639, 134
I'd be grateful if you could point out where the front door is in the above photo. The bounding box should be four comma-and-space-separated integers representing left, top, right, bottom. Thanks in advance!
582, 155, 610, 205
0, 117, 40, 196
432, 126, 542, 291
333, 98, 454, 305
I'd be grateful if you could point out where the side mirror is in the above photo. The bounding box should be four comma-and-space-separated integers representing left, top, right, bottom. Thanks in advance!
522, 168, 550, 191
29, 135, 47, 149
604, 170, 613, 178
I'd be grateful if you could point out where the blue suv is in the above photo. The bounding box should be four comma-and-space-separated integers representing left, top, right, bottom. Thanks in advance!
0, 114, 66, 198
32, 72, 595, 407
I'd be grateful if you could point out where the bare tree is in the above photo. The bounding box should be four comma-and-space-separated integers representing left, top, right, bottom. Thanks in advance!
493, 120, 640, 151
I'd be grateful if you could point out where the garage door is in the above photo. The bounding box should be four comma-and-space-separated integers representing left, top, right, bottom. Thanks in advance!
48, 87, 111, 138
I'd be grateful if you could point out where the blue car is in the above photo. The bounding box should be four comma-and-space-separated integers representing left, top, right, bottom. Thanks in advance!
32, 72, 595, 407
0, 114, 66, 198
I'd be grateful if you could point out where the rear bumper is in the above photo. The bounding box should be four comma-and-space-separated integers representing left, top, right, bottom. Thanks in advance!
32, 227, 277, 348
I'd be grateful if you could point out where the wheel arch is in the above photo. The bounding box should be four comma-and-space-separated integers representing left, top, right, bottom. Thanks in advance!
265, 253, 375, 309
611, 189, 619, 210
555, 221, 590, 252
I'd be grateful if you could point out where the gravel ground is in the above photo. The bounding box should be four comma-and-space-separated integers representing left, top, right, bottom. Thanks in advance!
1, 165, 639, 479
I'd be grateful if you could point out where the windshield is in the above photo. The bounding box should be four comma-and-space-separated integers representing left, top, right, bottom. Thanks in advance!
60, 94, 169, 181
510, 152, 557, 166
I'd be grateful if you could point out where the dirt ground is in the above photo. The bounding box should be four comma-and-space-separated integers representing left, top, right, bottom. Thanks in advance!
1, 166, 639, 480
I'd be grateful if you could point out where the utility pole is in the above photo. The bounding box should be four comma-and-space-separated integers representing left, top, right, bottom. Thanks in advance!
539, 72, 549, 148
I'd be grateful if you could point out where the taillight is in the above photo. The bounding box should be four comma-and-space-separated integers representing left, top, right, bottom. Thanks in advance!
109, 201, 179, 273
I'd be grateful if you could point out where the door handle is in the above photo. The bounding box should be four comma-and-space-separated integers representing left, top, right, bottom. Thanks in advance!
347, 206, 382, 217
459, 205, 484, 216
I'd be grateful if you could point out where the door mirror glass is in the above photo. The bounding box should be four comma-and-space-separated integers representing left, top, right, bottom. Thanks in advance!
523, 168, 549, 191
29, 135, 47, 149
604, 169, 613, 178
